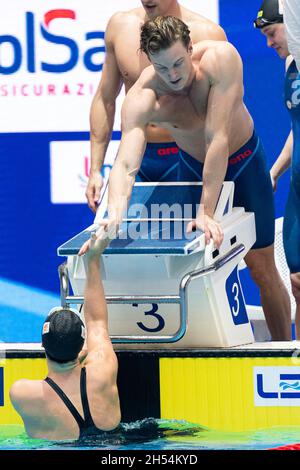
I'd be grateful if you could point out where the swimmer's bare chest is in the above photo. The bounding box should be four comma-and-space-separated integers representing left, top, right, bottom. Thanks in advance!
113, 23, 209, 150
150, 94, 208, 160
114, 34, 175, 142
114, 28, 149, 90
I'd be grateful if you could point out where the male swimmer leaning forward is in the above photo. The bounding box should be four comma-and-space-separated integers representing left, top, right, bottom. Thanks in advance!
87, 0, 226, 211
81, 15, 291, 341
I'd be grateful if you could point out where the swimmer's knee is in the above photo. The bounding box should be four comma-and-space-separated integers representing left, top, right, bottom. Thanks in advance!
291, 273, 300, 302
245, 245, 278, 287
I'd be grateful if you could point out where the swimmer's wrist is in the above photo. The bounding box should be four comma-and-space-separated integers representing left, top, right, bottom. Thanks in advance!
108, 216, 122, 232
199, 211, 214, 219
89, 168, 102, 177
270, 168, 279, 181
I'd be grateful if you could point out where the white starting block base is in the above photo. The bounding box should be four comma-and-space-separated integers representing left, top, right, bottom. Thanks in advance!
59, 183, 257, 348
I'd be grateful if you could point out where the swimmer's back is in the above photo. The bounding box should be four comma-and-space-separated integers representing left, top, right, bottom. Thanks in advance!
10, 355, 120, 440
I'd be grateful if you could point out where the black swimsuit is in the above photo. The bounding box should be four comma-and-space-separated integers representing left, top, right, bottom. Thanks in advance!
45, 367, 118, 439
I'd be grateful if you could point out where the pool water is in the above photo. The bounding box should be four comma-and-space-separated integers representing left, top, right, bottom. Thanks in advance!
1, 420, 300, 450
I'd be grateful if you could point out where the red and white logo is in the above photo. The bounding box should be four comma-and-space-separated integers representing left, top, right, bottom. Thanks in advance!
0, 1, 137, 132
0, 1, 218, 132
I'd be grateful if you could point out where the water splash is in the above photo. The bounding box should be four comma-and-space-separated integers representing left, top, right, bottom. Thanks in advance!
1, 421, 300, 450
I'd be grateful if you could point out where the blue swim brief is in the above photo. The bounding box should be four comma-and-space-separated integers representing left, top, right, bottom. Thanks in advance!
177, 131, 275, 249
137, 142, 179, 182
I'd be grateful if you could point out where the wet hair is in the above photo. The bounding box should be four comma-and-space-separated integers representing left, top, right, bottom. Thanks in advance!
140, 15, 191, 57
42, 308, 85, 364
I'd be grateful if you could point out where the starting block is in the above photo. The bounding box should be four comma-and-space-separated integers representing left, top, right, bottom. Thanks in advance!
58, 182, 256, 348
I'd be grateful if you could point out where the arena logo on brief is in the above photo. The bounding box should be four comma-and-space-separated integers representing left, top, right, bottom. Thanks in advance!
254, 366, 300, 406
228, 149, 252, 166
0, 368, 3, 407
157, 147, 179, 156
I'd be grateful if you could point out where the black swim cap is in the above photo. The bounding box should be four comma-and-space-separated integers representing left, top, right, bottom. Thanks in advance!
42, 307, 85, 363
254, 0, 283, 29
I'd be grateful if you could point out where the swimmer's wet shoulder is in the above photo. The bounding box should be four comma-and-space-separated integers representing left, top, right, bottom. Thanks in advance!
10, 350, 120, 440
107, 6, 227, 89
108, 10, 150, 87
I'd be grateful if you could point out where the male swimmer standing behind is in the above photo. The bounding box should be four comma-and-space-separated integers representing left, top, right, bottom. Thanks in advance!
10, 233, 120, 440
86, 0, 226, 212
254, 0, 300, 338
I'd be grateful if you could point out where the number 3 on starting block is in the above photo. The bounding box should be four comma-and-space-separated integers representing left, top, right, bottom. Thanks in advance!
133, 303, 166, 333
226, 267, 249, 326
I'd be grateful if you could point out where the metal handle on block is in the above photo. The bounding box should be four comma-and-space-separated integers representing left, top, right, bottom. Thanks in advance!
58, 243, 245, 343
59, 262, 69, 308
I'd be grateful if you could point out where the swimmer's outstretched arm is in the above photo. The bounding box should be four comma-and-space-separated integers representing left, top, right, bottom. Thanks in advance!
107, 87, 155, 230
79, 87, 154, 255
83, 233, 116, 361
80, 85, 155, 257
187, 43, 244, 249
270, 130, 293, 191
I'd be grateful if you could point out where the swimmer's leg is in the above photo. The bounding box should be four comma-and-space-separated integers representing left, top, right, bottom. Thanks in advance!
233, 141, 291, 340
245, 246, 291, 341
290, 273, 300, 339
283, 184, 300, 339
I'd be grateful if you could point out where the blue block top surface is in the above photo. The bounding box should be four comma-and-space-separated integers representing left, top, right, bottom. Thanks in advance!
58, 184, 204, 256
